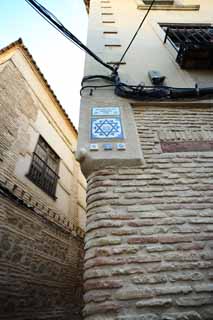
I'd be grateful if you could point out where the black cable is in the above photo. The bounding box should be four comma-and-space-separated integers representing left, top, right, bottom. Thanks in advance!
115, 0, 156, 70
25, 0, 115, 72
25, 0, 213, 101
81, 75, 114, 85
82, 73, 213, 100
25, 0, 83, 51
80, 84, 116, 95
26, 0, 85, 53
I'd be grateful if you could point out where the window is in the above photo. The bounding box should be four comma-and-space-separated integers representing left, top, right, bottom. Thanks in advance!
137, 0, 199, 11
27, 136, 59, 199
161, 24, 213, 69
143, 0, 174, 4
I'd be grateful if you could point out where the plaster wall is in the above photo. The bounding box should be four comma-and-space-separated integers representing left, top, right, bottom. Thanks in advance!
85, 0, 213, 87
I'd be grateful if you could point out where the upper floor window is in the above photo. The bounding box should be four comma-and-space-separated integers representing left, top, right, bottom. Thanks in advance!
161, 24, 213, 69
27, 136, 59, 199
137, 0, 199, 11
143, 0, 174, 4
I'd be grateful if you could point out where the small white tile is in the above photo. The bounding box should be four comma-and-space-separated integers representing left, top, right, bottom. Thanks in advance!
90, 144, 99, 151
117, 143, 126, 150
103, 143, 113, 150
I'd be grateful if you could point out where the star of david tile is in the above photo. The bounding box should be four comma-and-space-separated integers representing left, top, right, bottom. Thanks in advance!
91, 118, 123, 139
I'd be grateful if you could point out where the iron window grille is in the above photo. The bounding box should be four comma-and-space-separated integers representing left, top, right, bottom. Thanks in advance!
161, 24, 213, 69
143, 0, 174, 4
27, 136, 59, 199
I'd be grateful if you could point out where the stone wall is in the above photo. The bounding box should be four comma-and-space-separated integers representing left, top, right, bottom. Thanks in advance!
0, 62, 37, 174
83, 105, 213, 320
0, 189, 83, 320
0, 57, 84, 319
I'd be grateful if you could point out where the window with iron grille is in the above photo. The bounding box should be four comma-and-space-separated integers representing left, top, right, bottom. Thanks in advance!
27, 136, 59, 199
160, 24, 213, 69
143, 0, 174, 4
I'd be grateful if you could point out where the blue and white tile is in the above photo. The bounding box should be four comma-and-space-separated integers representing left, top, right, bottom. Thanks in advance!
91, 118, 123, 139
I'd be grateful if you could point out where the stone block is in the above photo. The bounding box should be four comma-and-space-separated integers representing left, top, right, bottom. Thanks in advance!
136, 298, 172, 308
83, 301, 122, 317
84, 279, 123, 291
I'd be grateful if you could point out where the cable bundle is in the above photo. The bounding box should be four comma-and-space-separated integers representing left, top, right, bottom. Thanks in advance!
81, 75, 213, 100
26, 0, 213, 101
25, 0, 115, 72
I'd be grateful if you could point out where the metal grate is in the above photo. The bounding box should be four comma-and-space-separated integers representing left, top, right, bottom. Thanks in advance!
144, 0, 174, 4
27, 137, 59, 198
161, 24, 213, 69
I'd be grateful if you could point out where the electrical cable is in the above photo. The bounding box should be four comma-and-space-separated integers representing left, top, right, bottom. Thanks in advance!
81, 73, 213, 100
80, 84, 116, 95
25, 0, 213, 101
25, 0, 84, 52
81, 75, 114, 85
115, 0, 156, 70
25, 0, 115, 72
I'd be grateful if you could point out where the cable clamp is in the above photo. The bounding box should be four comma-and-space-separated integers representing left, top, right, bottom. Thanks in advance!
195, 83, 200, 96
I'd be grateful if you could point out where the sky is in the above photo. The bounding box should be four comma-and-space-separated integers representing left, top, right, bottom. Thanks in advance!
0, 0, 88, 128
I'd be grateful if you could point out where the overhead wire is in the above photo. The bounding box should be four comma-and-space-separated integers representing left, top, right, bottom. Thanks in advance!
80, 84, 116, 95
25, 0, 213, 101
25, 0, 115, 72
81, 75, 115, 85
25, 0, 84, 52
114, 0, 156, 70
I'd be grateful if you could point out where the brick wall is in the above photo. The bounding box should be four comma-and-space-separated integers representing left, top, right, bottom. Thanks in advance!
83, 105, 213, 320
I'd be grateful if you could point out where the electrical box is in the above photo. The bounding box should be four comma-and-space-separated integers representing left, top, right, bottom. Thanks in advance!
148, 70, 165, 85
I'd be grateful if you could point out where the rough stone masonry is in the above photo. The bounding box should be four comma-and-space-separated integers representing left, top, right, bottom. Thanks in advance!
0, 57, 84, 319
83, 105, 213, 320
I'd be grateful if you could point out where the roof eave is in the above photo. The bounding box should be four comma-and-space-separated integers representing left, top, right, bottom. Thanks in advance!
0, 38, 78, 136
84, 0, 90, 13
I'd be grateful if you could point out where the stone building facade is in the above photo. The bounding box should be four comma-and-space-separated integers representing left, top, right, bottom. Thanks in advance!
77, 0, 213, 319
0, 39, 86, 319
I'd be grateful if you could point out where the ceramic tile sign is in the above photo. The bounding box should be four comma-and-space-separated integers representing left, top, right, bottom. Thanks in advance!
91, 117, 123, 139
92, 107, 120, 116
91, 107, 124, 140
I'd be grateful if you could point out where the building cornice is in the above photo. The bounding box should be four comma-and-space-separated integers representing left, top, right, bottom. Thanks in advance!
0, 173, 85, 239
